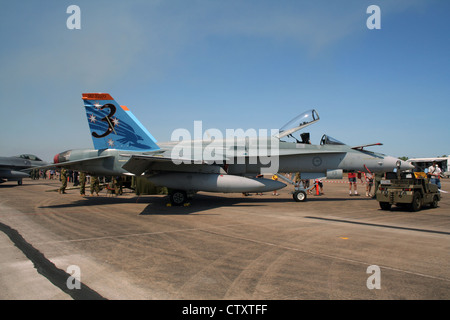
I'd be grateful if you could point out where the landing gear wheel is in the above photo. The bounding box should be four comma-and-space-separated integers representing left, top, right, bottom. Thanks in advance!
17, 180, 22, 186
293, 190, 307, 202
170, 190, 188, 206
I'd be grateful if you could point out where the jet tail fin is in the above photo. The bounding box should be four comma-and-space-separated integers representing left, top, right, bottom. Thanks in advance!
82, 93, 160, 151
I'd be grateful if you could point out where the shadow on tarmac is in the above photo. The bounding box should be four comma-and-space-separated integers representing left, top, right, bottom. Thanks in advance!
38, 191, 373, 216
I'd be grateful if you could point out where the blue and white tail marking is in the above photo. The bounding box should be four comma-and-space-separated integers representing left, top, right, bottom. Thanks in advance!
82, 93, 160, 151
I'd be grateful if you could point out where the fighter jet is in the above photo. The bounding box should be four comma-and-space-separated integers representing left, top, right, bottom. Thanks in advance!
0, 154, 48, 185
44, 93, 413, 204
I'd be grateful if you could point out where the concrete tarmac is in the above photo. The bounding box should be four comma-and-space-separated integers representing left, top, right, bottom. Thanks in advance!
0, 177, 449, 300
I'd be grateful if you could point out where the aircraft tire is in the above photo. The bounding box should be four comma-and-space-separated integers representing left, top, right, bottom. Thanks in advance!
170, 190, 187, 206
293, 190, 307, 202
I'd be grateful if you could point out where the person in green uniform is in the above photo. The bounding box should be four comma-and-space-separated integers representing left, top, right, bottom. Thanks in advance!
79, 171, 86, 196
293, 172, 301, 187
90, 175, 100, 196
59, 168, 67, 194
113, 176, 123, 196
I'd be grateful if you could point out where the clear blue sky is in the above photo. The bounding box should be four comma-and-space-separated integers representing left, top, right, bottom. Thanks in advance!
0, 0, 448, 162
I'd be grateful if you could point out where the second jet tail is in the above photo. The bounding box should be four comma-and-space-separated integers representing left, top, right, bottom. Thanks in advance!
82, 93, 160, 152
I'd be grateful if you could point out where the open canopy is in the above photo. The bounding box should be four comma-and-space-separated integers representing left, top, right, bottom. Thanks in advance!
276, 109, 319, 139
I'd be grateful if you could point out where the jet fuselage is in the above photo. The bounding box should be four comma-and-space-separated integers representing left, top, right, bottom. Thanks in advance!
53, 136, 410, 178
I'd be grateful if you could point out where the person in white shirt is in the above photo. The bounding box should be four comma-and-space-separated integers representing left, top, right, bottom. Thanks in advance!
427, 161, 442, 189
364, 172, 374, 197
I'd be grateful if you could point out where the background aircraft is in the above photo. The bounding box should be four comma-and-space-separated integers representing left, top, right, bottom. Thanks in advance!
0, 154, 48, 185
44, 93, 413, 204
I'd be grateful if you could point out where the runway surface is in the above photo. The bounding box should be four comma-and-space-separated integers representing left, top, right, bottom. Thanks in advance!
1, 178, 449, 300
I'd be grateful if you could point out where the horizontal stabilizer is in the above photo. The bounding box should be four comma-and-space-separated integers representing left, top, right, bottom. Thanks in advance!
351, 143, 383, 150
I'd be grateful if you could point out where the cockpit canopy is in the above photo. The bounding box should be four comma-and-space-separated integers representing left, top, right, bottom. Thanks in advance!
275, 110, 349, 146
320, 135, 345, 146
17, 154, 43, 161
276, 109, 319, 139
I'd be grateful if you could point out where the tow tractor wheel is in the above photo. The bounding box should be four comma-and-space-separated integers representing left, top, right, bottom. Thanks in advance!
409, 191, 422, 212
170, 190, 188, 206
293, 190, 307, 202
379, 202, 391, 210
430, 196, 439, 208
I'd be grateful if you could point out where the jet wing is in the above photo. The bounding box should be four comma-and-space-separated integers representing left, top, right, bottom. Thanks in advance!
122, 155, 186, 175
34, 155, 114, 171
122, 154, 225, 176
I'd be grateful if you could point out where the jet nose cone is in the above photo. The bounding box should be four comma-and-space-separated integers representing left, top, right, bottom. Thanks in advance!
381, 156, 413, 171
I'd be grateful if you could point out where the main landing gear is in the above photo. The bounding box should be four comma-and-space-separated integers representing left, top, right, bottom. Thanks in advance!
168, 190, 193, 206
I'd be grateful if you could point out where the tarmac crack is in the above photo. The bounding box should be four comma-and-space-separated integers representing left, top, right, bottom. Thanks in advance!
305, 216, 450, 235
200, 228, 450, 284
0, 221, 106, 300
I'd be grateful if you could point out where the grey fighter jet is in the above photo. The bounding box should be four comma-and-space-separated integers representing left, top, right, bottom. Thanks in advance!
41, 93, 413, 204
0, 154, 48, 185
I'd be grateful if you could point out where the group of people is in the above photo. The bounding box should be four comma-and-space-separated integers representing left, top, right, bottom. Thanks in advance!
57, 168, 123, 197
58, 168, 100, 196
347, 161, 444, 198
347, 171, 374, 197
30, 169, 60, 180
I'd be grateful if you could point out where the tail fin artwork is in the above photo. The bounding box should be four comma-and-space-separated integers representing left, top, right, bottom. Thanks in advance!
82, 93, 160, 151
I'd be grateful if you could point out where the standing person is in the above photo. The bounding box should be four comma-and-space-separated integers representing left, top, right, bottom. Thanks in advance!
73, 171, 79, 186
304, 179, 311, 194
79, 171, 86, 196
113, 176, 123, 196
90, 175, 100, 196
59, 168, 67, 194
293, 172, 301, 189
364, 172, 374, 197
317, 178, 324, 195
428, 161, 442, 190
348, 171, 358, 196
